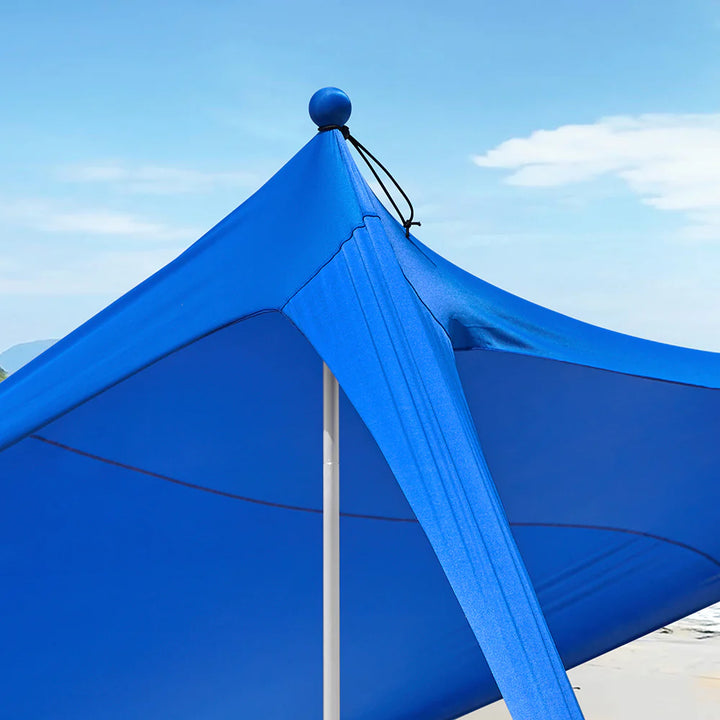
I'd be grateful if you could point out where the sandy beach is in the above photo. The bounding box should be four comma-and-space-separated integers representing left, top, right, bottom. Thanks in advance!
464, 609, 720, 720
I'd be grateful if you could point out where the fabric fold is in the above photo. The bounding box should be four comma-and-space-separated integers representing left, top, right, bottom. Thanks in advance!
285, 215, 585, 720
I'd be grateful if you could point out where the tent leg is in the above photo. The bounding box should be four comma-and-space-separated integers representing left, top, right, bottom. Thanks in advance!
323, 363, 340, 720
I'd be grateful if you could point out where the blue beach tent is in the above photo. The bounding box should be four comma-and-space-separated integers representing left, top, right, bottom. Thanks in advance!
1, 89, 718, 720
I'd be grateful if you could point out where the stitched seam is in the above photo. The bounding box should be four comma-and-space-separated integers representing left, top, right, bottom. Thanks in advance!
280, 214, 380, 311
454, 346, 720, 392
0, 310, 277, 454
30, 433, 720, 566
510, 521, 720, 568
30, 434, 417, 524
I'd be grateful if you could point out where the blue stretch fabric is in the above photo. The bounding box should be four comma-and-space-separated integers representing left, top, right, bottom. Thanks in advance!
285, 215, 583, 720
0, 129, 718, 719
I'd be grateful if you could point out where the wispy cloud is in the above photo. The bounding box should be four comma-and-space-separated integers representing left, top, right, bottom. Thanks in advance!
473, 114, 720, 240
0, 245, 182, 296
37, 210, 193, 239
59, 163, 259, 195
0, 199, 197, 240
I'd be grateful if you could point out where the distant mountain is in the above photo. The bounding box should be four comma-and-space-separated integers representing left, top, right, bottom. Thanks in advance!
0, 339, 57, 374
0, 366, 6, 382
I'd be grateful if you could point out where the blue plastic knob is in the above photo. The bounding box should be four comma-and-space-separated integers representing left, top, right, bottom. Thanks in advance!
309, 87, 352, 128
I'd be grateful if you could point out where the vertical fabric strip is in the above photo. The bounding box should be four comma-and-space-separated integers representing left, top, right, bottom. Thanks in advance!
285, 216, 585, 720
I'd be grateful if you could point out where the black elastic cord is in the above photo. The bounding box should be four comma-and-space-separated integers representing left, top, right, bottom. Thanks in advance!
319, 125, 420, 237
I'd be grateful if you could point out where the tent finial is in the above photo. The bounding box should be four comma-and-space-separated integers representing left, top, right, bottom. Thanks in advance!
309, 87, 352, 129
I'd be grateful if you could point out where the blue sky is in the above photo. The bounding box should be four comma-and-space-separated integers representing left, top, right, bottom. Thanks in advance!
2, 0, 719, 352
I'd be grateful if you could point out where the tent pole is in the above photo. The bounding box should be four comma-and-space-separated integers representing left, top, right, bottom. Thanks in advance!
323, 362, 340, 720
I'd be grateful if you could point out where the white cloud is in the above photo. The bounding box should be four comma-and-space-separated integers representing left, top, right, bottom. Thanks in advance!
60, 164, 259, 195
0, 245, 183, 296
473, 114, 720, 239
37, 210, 193, 239
0, 199, 197, 240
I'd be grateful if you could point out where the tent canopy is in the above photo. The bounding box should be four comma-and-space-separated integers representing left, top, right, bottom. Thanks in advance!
1, 94, 719, 720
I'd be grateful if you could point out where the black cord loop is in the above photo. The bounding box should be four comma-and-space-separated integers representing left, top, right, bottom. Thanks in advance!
318, 125, 420, 237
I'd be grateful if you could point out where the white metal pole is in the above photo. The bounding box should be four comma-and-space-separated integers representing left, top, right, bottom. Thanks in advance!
323, 363, 340, 720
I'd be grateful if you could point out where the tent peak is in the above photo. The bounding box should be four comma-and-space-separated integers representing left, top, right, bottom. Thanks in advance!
309, 87, 352, 129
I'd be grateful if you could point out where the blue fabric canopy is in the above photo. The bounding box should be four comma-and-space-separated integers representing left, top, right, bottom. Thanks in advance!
1, 127, 718, 720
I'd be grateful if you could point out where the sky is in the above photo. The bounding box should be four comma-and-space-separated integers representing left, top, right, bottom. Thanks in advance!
1, 0, 719, 353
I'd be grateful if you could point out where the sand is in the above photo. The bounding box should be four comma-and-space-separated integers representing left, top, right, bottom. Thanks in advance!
462, 622, 720, 720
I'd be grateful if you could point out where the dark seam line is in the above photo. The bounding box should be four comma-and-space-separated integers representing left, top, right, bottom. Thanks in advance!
406, 236, 437, 268
0, 311, 278, 456
3, 217, 376, 455
29, 434, 416, 523
398, 265, 453, 346
453, 346, 720, 392
281, 212, 452, 347
29, 433, 720, 566
280, 214, 380, 311
512, 522, 720, 568
361, 216, 452, 344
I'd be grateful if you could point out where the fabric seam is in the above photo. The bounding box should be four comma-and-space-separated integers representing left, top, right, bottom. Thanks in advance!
29, 435, 720, 567
454, 345, 720, 391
